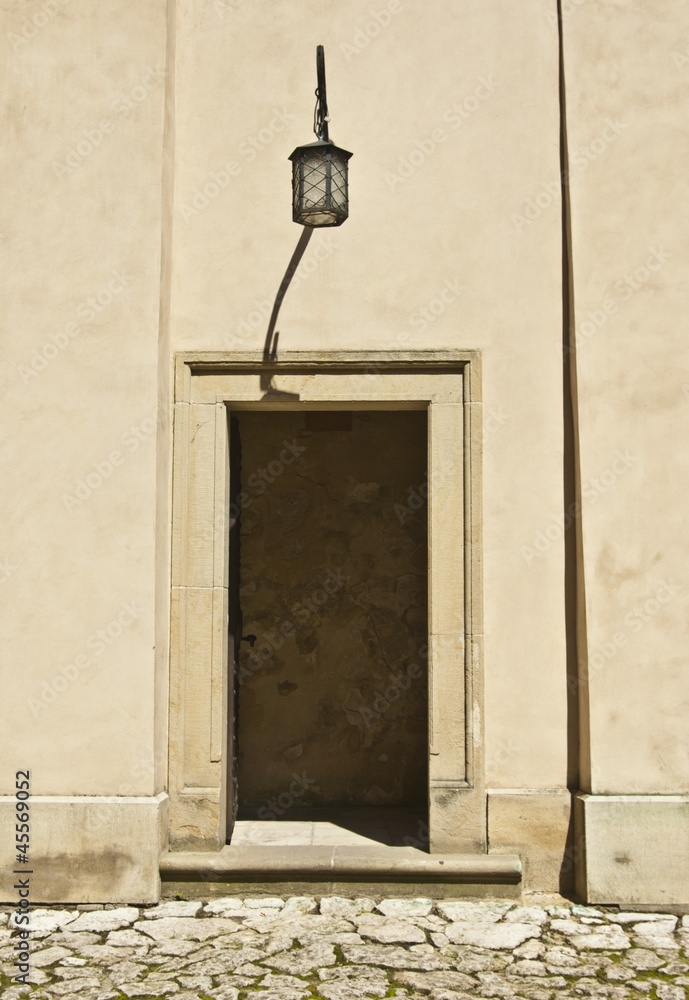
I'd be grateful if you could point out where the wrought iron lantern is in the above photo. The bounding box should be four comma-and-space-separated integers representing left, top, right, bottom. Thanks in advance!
289, 46, 352, 227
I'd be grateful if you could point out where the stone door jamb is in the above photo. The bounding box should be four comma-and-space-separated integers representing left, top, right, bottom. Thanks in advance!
168, 350, 485, 854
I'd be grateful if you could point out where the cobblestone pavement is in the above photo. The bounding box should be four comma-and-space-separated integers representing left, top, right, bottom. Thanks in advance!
2, 897, 689, 1000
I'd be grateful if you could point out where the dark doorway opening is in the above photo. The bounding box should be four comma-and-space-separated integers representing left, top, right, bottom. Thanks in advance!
228, 409, 428, 848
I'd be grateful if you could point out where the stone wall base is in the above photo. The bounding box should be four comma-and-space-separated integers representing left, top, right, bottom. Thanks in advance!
487, 789, 572, 893
574, 793, 689, 905
6, 791, 687, 904
0, 794, 168, 904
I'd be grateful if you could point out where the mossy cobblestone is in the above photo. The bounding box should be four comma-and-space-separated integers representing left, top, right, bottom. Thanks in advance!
0, 898, 687, 1000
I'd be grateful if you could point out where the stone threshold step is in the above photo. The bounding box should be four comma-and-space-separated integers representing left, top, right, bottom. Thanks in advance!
160, 846, 522, 884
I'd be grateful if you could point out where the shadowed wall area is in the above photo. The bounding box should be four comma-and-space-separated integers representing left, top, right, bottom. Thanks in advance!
236, 409, 428, 811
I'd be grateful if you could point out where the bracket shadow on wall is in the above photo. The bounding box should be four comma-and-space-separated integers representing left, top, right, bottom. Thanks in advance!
162, 350, 522, 891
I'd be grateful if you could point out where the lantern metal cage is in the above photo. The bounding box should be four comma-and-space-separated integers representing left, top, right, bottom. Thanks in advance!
289, 46, 352, 228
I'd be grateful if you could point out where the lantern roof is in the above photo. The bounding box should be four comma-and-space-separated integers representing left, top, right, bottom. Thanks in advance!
289, 138, 353, 161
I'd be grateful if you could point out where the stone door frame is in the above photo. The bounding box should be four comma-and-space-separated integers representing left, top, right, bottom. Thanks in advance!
168, 350, 485, 853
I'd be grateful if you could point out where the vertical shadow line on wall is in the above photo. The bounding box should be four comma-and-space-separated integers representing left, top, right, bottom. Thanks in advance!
157, 0, 178, 805
558, 0, 591, 895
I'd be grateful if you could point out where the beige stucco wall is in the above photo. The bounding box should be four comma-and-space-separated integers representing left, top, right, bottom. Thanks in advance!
563, 0, 689, 796
169, 0, 568, 796
0, 0, 569, 900
3, 0, 685, 902
0, 1, 169, 799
